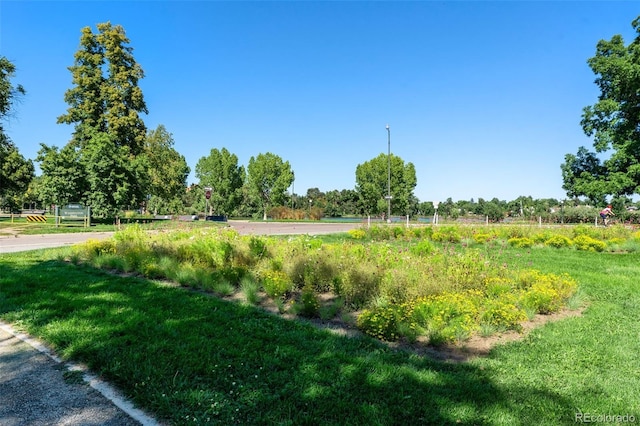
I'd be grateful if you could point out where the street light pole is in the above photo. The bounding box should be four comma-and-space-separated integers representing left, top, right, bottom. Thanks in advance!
386, 124, 391, 223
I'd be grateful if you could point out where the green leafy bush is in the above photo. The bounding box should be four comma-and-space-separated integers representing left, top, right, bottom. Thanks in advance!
532, 232, 553, 244
508, 237, 534, 248
261, 270, 293, 299
296, 284, 320, 318
520, 283, 562, 314
410, 240, 434, 256
472, 233, 492, 244
430, 226, 461, 243
573, 235, 606, 252
337, 264, 382, 309
356, 304, 408, 341
408, 291, 480, 344
368, 225, 393, 241
480, 296, 527, 331
347, 228, 366, 239
249, 236, 269, 259
544, 235, 572, 248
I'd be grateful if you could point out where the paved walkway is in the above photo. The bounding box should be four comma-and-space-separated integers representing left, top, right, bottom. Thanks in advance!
0, 323, 160, 426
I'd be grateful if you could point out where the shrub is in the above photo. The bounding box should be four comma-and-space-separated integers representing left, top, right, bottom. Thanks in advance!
573, 235, 606, 252
480, 296, 527, 331
262, 270, 293, 299
430, 226, 461, 243
532, 232, 553, 244
296, 284, 320, 318
357, 304, 408, 341
520, 282, 562, 314
78, 238, 116, 260
573, 224, 600, 239
410, 227, 424, 238
410, 240, 434, 256
392, 226, 406, 239
544, 235, 572, 248
249, 236, 269, 259
472, 233, 492, 244
347, 228, 366, 239
547, 272, 578, 301
408, 292, 480, 344
336, 264, 382, 309
508, 237, 534, 248
378, 268, 423, 304
368, 225, 393, 241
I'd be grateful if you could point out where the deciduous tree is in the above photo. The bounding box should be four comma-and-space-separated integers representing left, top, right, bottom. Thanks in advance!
195, 147, 244, 216
0, 56, 34, 210
562, 16, 640, 201
145, 125, 189, 214
36, 143, 88, 208
355, 153, 417, 216
246, 153, 293, 220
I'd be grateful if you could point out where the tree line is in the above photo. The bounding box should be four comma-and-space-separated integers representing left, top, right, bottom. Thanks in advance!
3, 18, 640, 221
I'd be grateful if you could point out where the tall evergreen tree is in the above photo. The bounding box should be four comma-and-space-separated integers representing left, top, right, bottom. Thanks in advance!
58, 22, 147, 152
46, 22, 149, 216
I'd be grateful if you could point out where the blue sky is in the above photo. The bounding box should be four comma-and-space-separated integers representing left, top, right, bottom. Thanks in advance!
1, 1, 638, 203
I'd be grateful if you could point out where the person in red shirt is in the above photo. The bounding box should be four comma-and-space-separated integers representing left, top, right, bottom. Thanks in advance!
599, 205, 615, 226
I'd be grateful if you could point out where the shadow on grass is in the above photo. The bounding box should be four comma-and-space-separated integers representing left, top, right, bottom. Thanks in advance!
0, 258, 577, 425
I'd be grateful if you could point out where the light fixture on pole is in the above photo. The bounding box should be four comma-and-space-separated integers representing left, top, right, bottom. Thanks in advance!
385, 124, 391, 223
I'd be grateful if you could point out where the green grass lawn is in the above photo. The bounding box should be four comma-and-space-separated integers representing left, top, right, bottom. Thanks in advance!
1, 244, 639, 425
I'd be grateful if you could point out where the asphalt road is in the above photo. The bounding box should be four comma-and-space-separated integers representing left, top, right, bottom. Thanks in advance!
0, 221, 365, 254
